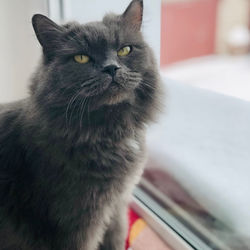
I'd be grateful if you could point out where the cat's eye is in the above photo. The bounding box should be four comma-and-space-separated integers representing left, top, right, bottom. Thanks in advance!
117, 46, 131, 57
74, 55, 90, 64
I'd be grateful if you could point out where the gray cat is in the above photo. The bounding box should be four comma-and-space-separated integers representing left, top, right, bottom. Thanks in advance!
0, 0, 161, 249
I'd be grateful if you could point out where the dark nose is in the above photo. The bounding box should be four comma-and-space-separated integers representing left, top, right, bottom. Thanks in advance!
102, 65, 119, 77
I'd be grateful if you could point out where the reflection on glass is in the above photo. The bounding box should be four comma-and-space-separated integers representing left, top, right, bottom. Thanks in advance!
140, 159, 250, 249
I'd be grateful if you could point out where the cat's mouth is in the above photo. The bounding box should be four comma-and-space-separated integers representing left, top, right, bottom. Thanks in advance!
82, 79, 119, 97
93, 83, 132, 106
80, 82, 133, 108
79, 72, 141, 106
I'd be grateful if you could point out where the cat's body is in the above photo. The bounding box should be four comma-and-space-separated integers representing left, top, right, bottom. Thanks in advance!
0, 1, 161, 249
0, 99, 145, 250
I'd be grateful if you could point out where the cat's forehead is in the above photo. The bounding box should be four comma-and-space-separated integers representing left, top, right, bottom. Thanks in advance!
82, 22, 111, 40
64, 15, 141, 53
81, 14, 122, 42
66, 20, 120, 49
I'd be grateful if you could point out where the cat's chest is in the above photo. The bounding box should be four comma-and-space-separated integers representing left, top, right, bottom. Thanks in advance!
43, 136, 143, 197
58, 137, 143, 200
70, 137, 142, 174
38, 136, 145, 237
48, 138, 140, 220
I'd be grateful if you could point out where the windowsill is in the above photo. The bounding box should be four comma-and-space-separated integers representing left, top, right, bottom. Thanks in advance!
161, 55, 250, 102
133, 76, 250, 249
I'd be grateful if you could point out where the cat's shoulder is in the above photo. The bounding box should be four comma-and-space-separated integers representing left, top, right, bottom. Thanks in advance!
0, 99, 27, 167
0, 99, 27, 126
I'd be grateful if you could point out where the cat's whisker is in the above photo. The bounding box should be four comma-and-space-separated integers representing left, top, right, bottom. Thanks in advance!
66, 93, 77, 126
65, 95, 76, 130
127, 77, 142, 85
59, 85, 78, 97
77, 97, 85, 122
65, 91, 82, 130
140, 80, 156, 90
68, 93, 82, 129
136, 81, 156, 96
87, 100, 90, 128
137, 86, 155, 97
80, 77, 100, 87
79, 97, 88, 131
128, 70, 141, 75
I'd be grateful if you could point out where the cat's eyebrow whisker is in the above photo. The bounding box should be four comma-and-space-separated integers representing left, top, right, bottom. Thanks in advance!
65, 30, 90, 49
65, 33, 82, 45
55, 47, 80, 55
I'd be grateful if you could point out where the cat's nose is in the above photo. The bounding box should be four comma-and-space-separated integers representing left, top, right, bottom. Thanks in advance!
102, 65, 119, 77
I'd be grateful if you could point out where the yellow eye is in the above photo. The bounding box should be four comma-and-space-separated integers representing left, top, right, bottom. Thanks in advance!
117, 46, 131, 57
74, 55, 90, 64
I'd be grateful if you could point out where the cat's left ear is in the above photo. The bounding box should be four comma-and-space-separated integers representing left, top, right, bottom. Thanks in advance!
122, 0, 143, 31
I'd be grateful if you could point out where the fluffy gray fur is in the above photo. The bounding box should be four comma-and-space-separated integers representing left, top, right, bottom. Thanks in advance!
0, 0, 161, 249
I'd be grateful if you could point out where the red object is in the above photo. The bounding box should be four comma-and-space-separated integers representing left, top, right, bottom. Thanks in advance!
126, 209, 140, 249
161, 0, 219, 66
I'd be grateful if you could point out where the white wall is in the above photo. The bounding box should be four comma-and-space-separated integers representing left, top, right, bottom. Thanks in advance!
0, 0, 48, 103
61, 0, 161, 65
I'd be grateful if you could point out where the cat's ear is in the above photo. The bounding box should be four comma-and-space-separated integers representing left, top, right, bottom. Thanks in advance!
122, 0, 143, 31
32, 14, 65, 55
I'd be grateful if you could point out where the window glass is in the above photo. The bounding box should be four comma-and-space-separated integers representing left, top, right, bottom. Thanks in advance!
140, 0, 250, 249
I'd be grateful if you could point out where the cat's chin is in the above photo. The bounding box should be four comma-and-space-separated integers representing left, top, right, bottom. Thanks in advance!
103, 92, 131, 105
102, 92, 132, 106
91, 88, 134, 109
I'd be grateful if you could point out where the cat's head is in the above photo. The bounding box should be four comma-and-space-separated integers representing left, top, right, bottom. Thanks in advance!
31, 0, 160, 131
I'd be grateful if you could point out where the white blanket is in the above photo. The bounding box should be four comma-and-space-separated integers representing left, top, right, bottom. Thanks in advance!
147, 77, 250, 237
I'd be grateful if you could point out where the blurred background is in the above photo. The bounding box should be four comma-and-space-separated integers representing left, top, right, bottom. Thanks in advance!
0, 0, 47, 102
161, 0, 250, 65
160, 0, 250, 101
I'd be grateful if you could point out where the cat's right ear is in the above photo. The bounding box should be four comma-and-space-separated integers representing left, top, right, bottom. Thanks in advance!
32, 14, 65, 55
122, 0, 143, 31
